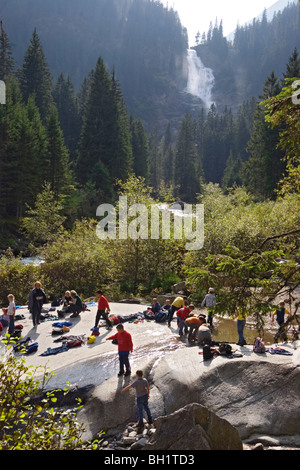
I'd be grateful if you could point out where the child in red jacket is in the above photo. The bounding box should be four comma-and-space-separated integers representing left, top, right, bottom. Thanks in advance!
106, 324, 133, 377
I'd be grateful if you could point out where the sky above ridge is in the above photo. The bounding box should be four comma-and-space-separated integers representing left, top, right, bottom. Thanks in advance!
160, 0, 277, 44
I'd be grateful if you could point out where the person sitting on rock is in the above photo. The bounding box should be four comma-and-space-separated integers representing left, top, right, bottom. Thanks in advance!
162, 299, 172, 314
69, 290, 83, 318
150, 298, 161, 315
60, 290, 73, 314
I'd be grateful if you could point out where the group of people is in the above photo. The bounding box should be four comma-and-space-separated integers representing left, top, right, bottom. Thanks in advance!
0, 279, 294, 431
149, 288, 216, 346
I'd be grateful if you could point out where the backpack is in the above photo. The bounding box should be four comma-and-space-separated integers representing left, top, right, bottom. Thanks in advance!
218, 343, 232, 355
25, 342, 38, 354
155, 310, 167, 323
91, 327, 100, 336
51, 297, 61, 307
203, 344, 214, 360
253, 337, 266, 353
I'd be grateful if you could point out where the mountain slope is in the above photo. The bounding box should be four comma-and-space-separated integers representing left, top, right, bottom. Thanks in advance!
0, 0, 189, 129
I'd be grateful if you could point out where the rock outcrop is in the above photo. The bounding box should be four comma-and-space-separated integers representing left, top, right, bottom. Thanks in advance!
77, 341, 300, 448
144, 403, 243, 450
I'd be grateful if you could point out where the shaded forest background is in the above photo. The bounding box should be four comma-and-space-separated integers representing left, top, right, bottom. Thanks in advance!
0, 0, 299, 309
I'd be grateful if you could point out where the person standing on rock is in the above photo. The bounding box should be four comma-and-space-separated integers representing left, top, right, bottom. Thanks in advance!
106, 324, 133, 377
121, 370, 153, 429
94, 290, 112, 328
28, 281, 47, 327
236, 310, 248, 346
272, 300, 291, 342
168, 295, 187, 327
201, 288, 216, 328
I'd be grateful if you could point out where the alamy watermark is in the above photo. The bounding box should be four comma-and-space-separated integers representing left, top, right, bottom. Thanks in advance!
96, 197, 204, 251
0, 80, 6, 104
292, 79, 300, 105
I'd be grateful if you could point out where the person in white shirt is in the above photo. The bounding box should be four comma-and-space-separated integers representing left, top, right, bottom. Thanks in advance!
2, 294, 16, 334
201, 287, 216, 327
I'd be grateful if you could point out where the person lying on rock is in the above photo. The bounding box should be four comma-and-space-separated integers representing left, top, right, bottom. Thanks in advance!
121, 369, 153, 429
106, 324, 133, 377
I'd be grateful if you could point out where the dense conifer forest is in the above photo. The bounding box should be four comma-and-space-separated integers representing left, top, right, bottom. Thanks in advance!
0, 0, 299, 308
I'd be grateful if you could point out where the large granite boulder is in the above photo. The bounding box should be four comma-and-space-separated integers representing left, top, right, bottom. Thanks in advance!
144, 403, 243, 450
77, 342, 300, 447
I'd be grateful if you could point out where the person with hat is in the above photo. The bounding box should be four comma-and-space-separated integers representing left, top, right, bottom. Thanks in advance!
201, 288, 216, 328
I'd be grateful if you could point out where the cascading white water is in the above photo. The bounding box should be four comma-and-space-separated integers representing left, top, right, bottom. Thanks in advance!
185, 49, 215, 109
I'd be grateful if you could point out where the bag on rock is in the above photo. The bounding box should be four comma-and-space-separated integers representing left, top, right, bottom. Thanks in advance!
253, 337, 266, 353
218, 343, 232, 355
155, 310, 167, 323
203, 344, 214, 360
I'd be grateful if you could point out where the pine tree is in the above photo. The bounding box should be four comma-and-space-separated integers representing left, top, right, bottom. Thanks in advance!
283, 48, 300, 80
242, 72, 285, 199
77, 57, 113, 186
0, 21, 14, 80
45, 103, 72, 198
161, 122, 174, 185
148, 127, 162, 193
0, 79, 47, 220
174, 114, 200, 202
19, 29, 52, 122
77, 58, 132, 196
52, 73, 81, 161
130, 116, 149, 180
109, 70, 133, 181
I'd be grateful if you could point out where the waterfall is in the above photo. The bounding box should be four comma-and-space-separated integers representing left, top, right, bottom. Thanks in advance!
185, 49, 215, 109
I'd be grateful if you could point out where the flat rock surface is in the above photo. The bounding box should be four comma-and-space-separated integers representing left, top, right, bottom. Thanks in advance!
3, 302, 300, 447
